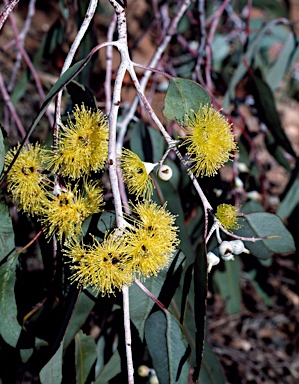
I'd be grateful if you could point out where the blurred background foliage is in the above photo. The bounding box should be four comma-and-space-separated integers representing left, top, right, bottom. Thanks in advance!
0, 0, 299, 383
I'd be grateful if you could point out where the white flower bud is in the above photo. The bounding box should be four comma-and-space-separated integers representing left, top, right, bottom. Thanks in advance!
138, 365, 150, 377
229, 240, 250, 255
218, 241, 234, 261
149, 375, 159, 384
237, 162, 250, 173
246, 190, 262, 201
234, 176, 244, 189
157, 165, 173, 181
207, 251, 220, 273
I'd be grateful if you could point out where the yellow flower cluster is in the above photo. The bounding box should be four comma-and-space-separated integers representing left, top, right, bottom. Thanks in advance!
120, 149, 155, 199
182, 105, 237, 177
47, 104, 109, 178
5, 143, 49, 216
215, 203, 240, 231
4, 104, 107, 241
64, 200, 180, 295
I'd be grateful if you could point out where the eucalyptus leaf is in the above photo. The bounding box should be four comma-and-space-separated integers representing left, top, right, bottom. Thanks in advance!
200, 342, 226, 384
234, 212, 295, 259
251, 73, 296, 157
0, 253, 22, 347
75, 331, 97, 384
66, 81, 98, 111
266, 32, 297, 91
39, 341, 64, 384
277, 179, 299, 219
0, 189, 15, 263
213, 258, 242, 315
144, 310, 190, 384
94, 349, 121, 383
163, 78, 211, 124
129, 250, 185, 340
64, 288, 97, 348
192, 243, 208, 381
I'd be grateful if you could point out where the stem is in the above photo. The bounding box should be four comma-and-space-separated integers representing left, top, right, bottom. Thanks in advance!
108, 1, 134, 382
54, 0, 98, 150
7, 0, 36, 93
0, 0, 19, 31
122, 285, 134, 382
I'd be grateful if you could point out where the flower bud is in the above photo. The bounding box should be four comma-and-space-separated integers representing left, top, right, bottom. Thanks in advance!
149, 375, 159, 384
138, 365, 150, 377
218, 241, 234, 261
207, 251, 220, 273
157, 165, 173, 181
229, 240, 250, 255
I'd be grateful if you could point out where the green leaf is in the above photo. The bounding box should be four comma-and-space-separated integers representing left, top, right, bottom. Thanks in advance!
66, 81, 98, 111
144, 310, 190, 384
39, 341, 63, 384
129, 250, 185, 340
0, 253, 22, 347
64, 288, 97, 348
163, 78, 211, 124
251, 73, 296, 158
264, 133, 292, 171
213, 258, 242, 315
97, 212, 116, 235
277, 179, 299, 219
234, 212, 295, 259
75, 331, 97, 384
20, 349, 34, 363
192, 243, 208, 381
200, 342, 226, 384
94, 349, 121, 384
266, 32, 297, 91
223, 19, 292, 110
0, 189, 15, 262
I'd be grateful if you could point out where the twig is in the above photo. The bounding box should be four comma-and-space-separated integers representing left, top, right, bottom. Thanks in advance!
134, 279, 167, 310
104, 13, 117, 114
108, 1, 134, 382
116, 0, 193, 153
205, 0, 230, 94
0, 0, 19, 31
195, 0, 207, 85
4, 0, 54, 127
7, 0, 36, 93
54, 0, 98, 150
0, 72, 26, 139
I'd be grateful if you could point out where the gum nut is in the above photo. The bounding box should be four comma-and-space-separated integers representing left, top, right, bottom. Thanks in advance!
218, 241, 233, 257
230, 240, 250, 254
157, 165, 173, 181
207, 251, 220, 273
138, 365, 150, 377
221, 253, 235, 261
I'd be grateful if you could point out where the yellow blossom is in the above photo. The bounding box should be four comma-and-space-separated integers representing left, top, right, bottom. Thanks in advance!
5, 143, 49, 215
64, 232, 133, 296
125, 201, 180, 278
182, 105, 237, 177
120, 149, 155, 199
47, 104, 109, 178
215, 203, 240, 231
41, 180, 104, 241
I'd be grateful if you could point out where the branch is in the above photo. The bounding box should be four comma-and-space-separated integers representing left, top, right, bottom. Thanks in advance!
0, 0, 19, 31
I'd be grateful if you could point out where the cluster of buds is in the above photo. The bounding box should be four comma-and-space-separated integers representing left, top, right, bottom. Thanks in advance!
207, 240, 250, 273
